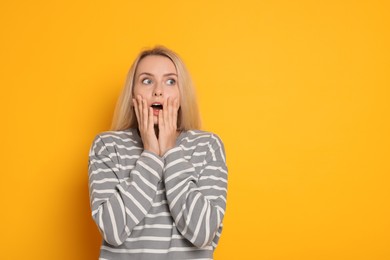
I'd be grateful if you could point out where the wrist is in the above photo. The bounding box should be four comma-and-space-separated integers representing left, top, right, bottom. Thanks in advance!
144, 148, 161, 158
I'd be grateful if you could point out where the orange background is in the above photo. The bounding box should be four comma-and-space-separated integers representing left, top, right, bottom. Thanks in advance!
1, 1, 389, 259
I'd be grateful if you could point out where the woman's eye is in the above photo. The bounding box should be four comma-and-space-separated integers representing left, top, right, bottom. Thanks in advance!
142, 78, 152, 85
166, 79, 176, 85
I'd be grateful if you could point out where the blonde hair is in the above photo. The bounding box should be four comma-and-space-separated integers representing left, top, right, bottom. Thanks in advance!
110, 46, 201, 131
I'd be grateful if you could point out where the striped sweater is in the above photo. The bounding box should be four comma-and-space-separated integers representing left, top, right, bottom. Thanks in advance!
88, 128, 228, 260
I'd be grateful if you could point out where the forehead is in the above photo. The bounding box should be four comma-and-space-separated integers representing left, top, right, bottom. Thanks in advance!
136, 55, 177, 75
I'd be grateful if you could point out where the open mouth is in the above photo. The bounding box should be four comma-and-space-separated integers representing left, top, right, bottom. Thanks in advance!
151, 103, 163, 110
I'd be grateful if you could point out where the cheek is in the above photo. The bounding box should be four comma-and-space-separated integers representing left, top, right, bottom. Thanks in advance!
133, 85, 147, 97
168, 88, 180, 101
133, 85, 140, 96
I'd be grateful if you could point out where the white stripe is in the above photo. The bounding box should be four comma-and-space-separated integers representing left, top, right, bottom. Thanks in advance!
125, 207, 139, 224
126, 236, 175, 242
115, 193, 126, 224
216, 205, 225, 215
90, 178, 118, 187
90, 154, 140, 167
102, 130, 133, 135
193, 151, 207, 156
166, 174, 196, 196
164, 148, 209, 158
143, 152, 164, 168
190, 198, 208, 244
117, 184, 148, 215
115, 164, 135, 171
204, 165, 228, 174
91, 208, 99, 216
125, 225, 130, 237
156, 189, 165, 195
173, 186, 199, 225
107, 201, 122, 245
181, 192, 202, 236
193, 162, 206, 167
165, 167, 194, 183
165, 158, 186, 170
204, 195, 227, 203
126, 234, 183, 242
163, 146, 181, 157
217, 212, 221, 235
207, 144, 216, 161
188, 130, 207, 135
99, 134, 138, 143
179, 142, 209, 151
181, 134, 211, 143
131, 182, 153, 203
198, 185, 227, 192
90, 167, 118, 175
92, 189, 115, 194
132, 171, 157, 190
109, 153, 139, 160
101, 245, 211, 254
172, 186, 200, 225
211, 134, 226, 163
90, 157, 111, 164
138, 161, 160, 179
133, 224, 173, 230
104, 142, 142, 151
152, 200, 167, 207
97, 145, 106, 155
145, 212, 171, 218
92, 197, 109, 207
169, 185, 188, 209
203, 203, 211, 247
199, 175, 227, 183
98, 207, 108, 242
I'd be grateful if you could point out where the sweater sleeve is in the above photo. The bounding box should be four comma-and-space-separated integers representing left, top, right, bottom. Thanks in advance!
88, 134, 164, 246
162, 133, 228, 248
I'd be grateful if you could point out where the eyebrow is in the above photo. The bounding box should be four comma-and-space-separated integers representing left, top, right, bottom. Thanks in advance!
138, 72, 178, 77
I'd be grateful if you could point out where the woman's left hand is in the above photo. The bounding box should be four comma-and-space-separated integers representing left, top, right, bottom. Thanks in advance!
158, 97, 179, 156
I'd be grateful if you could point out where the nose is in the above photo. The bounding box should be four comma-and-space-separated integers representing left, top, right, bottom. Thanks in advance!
153, 83, 163, 97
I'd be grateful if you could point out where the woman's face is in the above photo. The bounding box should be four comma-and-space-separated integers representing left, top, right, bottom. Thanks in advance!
133, 55, 180, 125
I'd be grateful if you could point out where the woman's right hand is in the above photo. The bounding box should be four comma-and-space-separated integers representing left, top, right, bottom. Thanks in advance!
133, 95, 160, 155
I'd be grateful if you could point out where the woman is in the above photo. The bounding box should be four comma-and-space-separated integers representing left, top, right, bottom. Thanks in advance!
88, 46, 228, 260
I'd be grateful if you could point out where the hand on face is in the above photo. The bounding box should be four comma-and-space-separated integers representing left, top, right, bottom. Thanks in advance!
158, 96, 179, 156
133, 95, 179, 157
133, 95, 160, 155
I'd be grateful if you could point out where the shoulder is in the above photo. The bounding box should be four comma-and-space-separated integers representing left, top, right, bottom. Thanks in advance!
182, 129, 225, 146
181, 130, 226, 161
96, 128, 139, 142
89, 128, 141, 155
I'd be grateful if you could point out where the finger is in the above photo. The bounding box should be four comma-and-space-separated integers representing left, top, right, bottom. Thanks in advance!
158, 105, 164, 130
173, 98, 178, 128
148, 107, 154, 130
169, 97, 175, 128
136, 95, 144, 127
163, 97, 169, 127
133, 98, 139, 121
135, 97, 144, 128
142, 98, 149, 129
